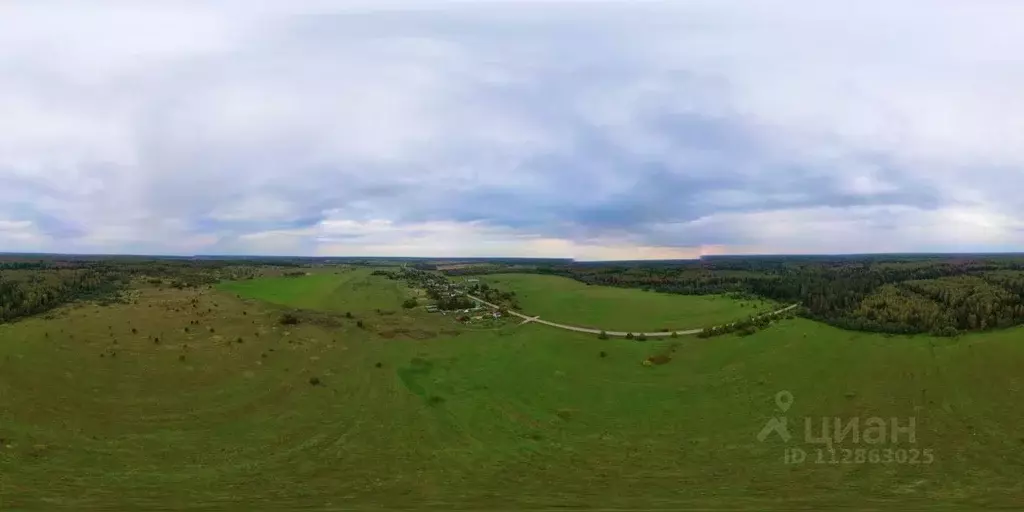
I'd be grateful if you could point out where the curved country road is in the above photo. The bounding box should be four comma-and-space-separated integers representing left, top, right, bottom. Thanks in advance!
465, 294, 800, 338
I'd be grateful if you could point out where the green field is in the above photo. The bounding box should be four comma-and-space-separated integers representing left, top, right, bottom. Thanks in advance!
218, 268, 415, 313
3, 275, 1024, 509
479, 273, 776, 331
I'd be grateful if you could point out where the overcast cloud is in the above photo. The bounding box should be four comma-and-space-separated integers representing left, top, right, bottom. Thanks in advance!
3, 0, 1024, 259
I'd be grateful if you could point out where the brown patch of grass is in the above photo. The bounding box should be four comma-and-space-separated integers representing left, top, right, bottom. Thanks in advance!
646, 354, 672, 365
406, 329, 436, 340
376, 328, 437, 340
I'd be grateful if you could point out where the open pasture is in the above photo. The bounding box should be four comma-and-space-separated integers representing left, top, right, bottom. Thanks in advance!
478, 273, 775, 332
2, 273, 1023, 508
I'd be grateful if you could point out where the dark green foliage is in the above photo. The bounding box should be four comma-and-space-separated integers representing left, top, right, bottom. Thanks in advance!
495, 256, 1024, 336
402, 298, 418, 309
625, 333, 634, 340
597, 331, 609, 339
699, 312, 775, 338
279, 313, 300, 325
0, 268, 124, 323
309, 376, 321, 386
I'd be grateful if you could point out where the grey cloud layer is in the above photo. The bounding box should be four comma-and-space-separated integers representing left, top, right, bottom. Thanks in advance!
2, 0, 1023, 258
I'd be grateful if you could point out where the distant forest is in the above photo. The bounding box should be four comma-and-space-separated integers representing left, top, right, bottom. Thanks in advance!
444, 255, 1024, 336
8, 253, 1024, 337
0, 257, 269, 324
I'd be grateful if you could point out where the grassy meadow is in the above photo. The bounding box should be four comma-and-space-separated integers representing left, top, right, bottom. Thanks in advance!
479, 273, 776, 331
1, 271, 1024, 509
217, 268, 416, 314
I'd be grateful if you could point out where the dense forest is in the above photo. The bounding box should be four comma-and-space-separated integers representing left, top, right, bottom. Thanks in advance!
0, 257, 270, 324
445, 255, 1024, 336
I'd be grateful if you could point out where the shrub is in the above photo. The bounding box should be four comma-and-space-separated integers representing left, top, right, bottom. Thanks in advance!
236, 337, 243, 343
597, 331, 609, 340
356, 320, 364, 328
402, 298, 418, 309
637, 334, 648, 341
279, 313, 300, 325
345, 312, 353, 318
375, 362, 383, 368
626, 333, 635, 340
309, 376, 322, 386
131, 328, 137, 334
599, 351, 607, 358
670, 331, 679, 338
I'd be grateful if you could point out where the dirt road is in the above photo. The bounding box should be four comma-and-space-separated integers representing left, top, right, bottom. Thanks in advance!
465, 294, 799, 338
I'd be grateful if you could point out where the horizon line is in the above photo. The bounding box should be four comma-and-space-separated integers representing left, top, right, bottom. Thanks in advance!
4, 250, 1024, 263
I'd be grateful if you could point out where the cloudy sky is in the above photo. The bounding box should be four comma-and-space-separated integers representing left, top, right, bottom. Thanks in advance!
3, 1, 1024, 259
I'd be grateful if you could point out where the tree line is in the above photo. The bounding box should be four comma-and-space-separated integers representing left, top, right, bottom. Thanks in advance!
0, 257, 271, 324
445, 256, 1024, 336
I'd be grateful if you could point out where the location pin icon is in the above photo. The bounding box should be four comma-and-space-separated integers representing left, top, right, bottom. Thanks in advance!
775, 390, 794, 412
